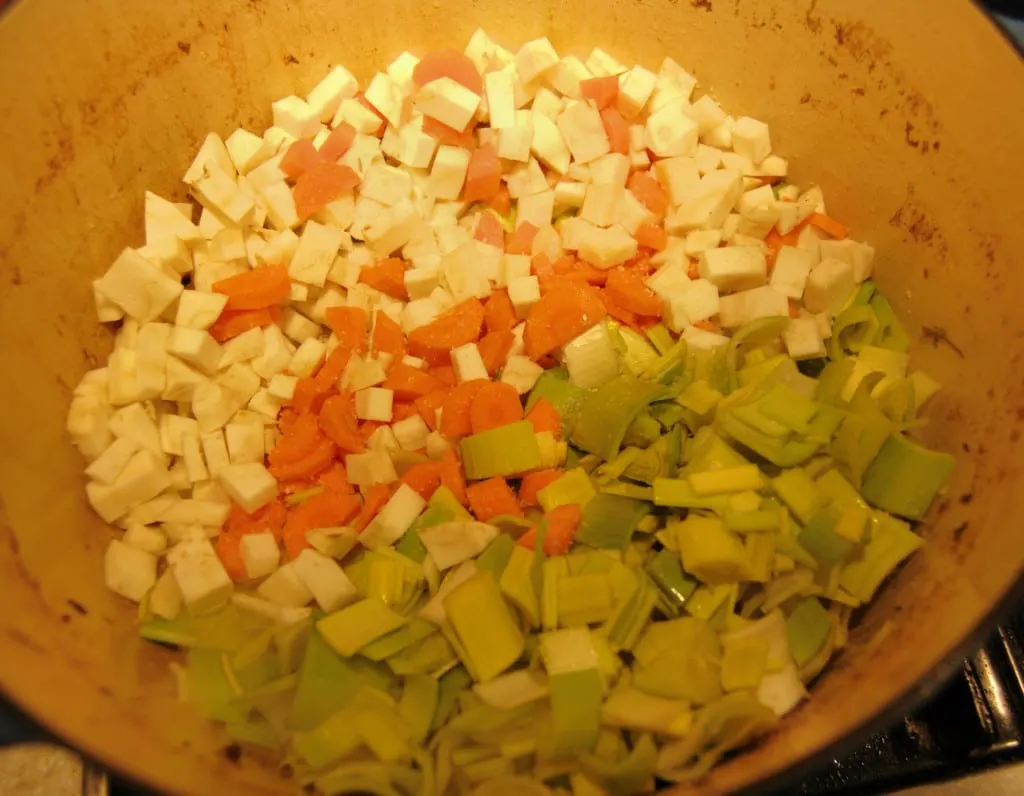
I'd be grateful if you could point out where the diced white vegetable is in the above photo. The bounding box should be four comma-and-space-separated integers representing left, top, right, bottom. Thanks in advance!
292, 549, 358, 612
105, 539, 157, 602
257, 562, 313, 607
507, 275, 541, 320
286, 337, 326, 379
517, 190, 555, 229
698, 246, 768, 292
355, 387, 394, 422
168, 328, 222, 376
86, 450, 171, 523
564, 323, 620, 389
158, 414, 197, 457
578, 223, 638, 269
272, 95, 321, 138
365, 199, 420, 257
346, 449, 399, 489
516, 38, 560, 83
557, 102, 610, 164
149, 570, 183, 620
289, 221, 347, 287
804, 258, 856, 314
618, 65, 658, 119
732, 116, 772, 165
498, 116, 534, 162
94, 248, 183, 324
251, 326, 294, 380
420, 521, 498, 570
181, 430, 209, 483
500, 355, 544, 395
392, 415, 430, 452
784, 317, 827, 360
86, 436, 139, 484
217, 462, 277, 513
665, 278, 721, 331
485, 69, 516, 128
770, 246, 816, 299
170, 537, 234, 614
224, 421, 264, 465
122, 524, 167, 555
682, 325, 731, 350
451, 342, 489, 383
217, 362, 261, 406
586, 48, 626, 78
415, 76, 480, 132
191, 382, 239, 432
367, 424, 399, 454
645, 101, 699, 158
531, 112, 571, 174
646, 261, 692, 303
758, 663, 808, 717
718, 285, 789, 328
175, 291, 228, 331
360, 484, 426, 550
419, 561, 478, 626
307, 65, 359, 122
667, 169, 744, 233
200, 429, 230, 477
580, 183, 623, 227
474, 670, 550, 710
402, 298, 442, 334
819, 239, 875, 283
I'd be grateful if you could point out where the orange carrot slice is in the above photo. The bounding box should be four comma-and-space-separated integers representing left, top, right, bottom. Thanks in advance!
426, 363, 457, 386
505, 221, 539, 255
225, 500, 287, 541
215, 532, 248, 582
383, 363, 445, 401
574, 258, 609, 286
268, 436, 336, 482
440, 379, 489, 441
469, 381, 524, 434
414, 389, 447, 431
473, 211, 504, 249
294, 162, 361, 221
525, 397, 562, 438
319, 393, 365, 454
519, 469, 565, 509
324, 306, 369, 353
318, 122, 357, 162
517, 504, 581, 555
603, 293, 639, 327
393, 402, 419, 421
600, 107, 630, 155
370, 311, 406, 359
523, 281, 608, 360
315, 347, 353, 391
467, 476, 524, 522
439, 448, 468, 506
358, 257, 408, 300
483, 290, 517, 334
319, 462, 354, 495
400, 460, 444, 501
213, 263, 291, 311
635, 222, 668, 252
463, 145, 501, 203
413, 49, 483, 94
477, 329, 516, 375
580, 75, 620, 110
809, 212, 848, 240
208, 306, 276, 343
408, 298, 485, 353
281, 139, 322, 180
605, 267, 663, 317
485, 183, 512, 216
283, 490, 362, 559
628, 171, 670, 216
352, 484, 392, 533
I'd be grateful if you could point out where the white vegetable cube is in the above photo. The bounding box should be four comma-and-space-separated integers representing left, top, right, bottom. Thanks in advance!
86, 436, 138, 484
615, 191, 657, 236
690, 95, 727, 135
682, 325, 730, 350
167, 327, 222, 376
586, 48, 626, 78
122, 524, 167, 555
563, 323, 620, 389
259, 181, 300, 231
224, 421, 265, 465
392, 414, 431, 452
355, 387, 394, 422
240, 532, 280, 580
181, 430, 209, 483
517, 190, 555, 230
645, 102, 699, 158
532, 87, 565, 120
548, 56, 593, 98
784, 317, 827, 360
257, 562, 313, 607
292, 549, 358, 612
266, 374, 298, 403
665, 278, 721, 331
105, 539, 157, 603
360, 483, 427, 550
732, 116, 772, 165
655, 157, 701, 207
580, 183, 623, 227
201, 429, 230, 477
217, 364, 261, 408
252, 326, 294, 379
361, 162, 413, 207
667, 169, 744, 232
365, 199, 421, 257
307, 65, 359, 122
289, 221, 347, 287
646, 261, 691, 303
402, 298, 442, 334
404, 267, 440, 301
531, 112, 571, 174
192, 381, 239, 432
770, 246, 816, 299
415, 77, 480, 132
618, 65, 658, 119
280, 308, 320, 344
819, 239, 875, 283
171, 538, 234, 614
94, 248, 183, 324
589, 153, 630, 187
272, 95, 321, 138
557, 102, 610, 164
506, 158, 548, 199
516, 38, 560, 83
175, 291, 228, 331
145, 190, 201, 246
218, 462, 277, 513
85, 450, 172, 523
507, 275, 541, 320
386, 51, 420, 92
553, 181, 587, 213
501, 355, 544, 395
182, 133, 235, 185
718, 285, 789, 328
287, 337, 327, 379
698, 246, 768, 292
451, 342, 490, 382
363, 73, 406, 128
804, 258, 856, 314
578, 224, 638, 269
485, 69, 516, 129
341, 355, 388, 391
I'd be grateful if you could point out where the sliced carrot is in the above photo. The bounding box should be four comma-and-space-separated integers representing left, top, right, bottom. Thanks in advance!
605, 267, 663, 317
477, 329, 516, 375
523, 281, 608, 360
292, 378, 329, 415
392, 402, 419, 421
383, 363, 445, 400
353, 483, 392, 532
688, 260, 701, 280
551, 254, 579, 275
531, 253, 555, 280
603, 293, 639, 327
281, 139, 322, 180
355, 93, 388, 136
789, 299, 801, 319
319, 462, 354, 494
505, 221, 539, 255
517, 504, 582, 555
318, 122, 357, 162
268, 436, 336, 482
324, 306, 369, 353
269, 414, 322, 466
469, 381, 524, 434
467, 477, 523, 522
370, 311, 406, 359
809, 212, 848, 240
474, 212, 504, 249
463, 145, 501, 203
600, 107, 630, 155
294, 162, 361, 221
483, 290, 517, 333
485, 183, 512, 216
415, 389, 447, 431
400, 460, 444, 501
426, 363, 457, 386
213, 263, 291, 311
283, 490, 362, 559
525, 397, 562, 438
408, 298, 485, 353
422, 115, 477, 149
225, 499, 287, 541
538, 271, 591, 296
319, 393, 366, 454
413, 49, 483, 94
208, 306, 276, 343
440, 379, 489, 441
635, 222, 668, 252
764, 223, 805, 256
580, 75, 620, 110
628, 171, 670, 216
359, 420, 385, 444
574, 258, 609, 286
315, 347, 353, 391
518, 469, 565, 509
439, 448, 468, 506
359, 257, 408, 300
692, 319, 719, 332
215, 532, 248, 582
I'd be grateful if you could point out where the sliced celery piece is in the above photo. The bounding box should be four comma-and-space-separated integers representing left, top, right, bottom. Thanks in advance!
683, 428, 751, 474
675, 516, 751, 585
398, 673, 438, 744
757, 382, 819, 433
861, 433, 955, 520
444, 570, 525, 682
617, 325, 661, 375
623, 411, 663, 448
394, 527, 428, 563
571, 375, 669, 461
797, 504, 856, 564
600, 481, 656, 501
721, 636, 769, 691
650, 400, 686, 429
816, 468, 868, 508
557, 573, 614, 627
632, 619, 722, 704
601, 687, 691, 735
538, 467, 596, 512
717, 412, 821, 467
724, 508, 781, 534
354, 697, 411, 762
428, 485, 473, 521
431, 665, 472, 732
678, 380, 724, 425
607, 574, 658, 651
651, 478, 730, 512
292, 707, 363, 768
500, 545, 541, 629
816, 359, 857, 405
387, 632, 456, 676
645, 323, 675, 355
772, 468, 827, 524
187, 649, 247, 724
645, 549, 698, 614
786, 597, 831, 667
831, 405, 892, 488
360, 617, 437, 662
476, 533, 516, 581
472, 669, 549, 710
689, 464, 764, 496
745, 532, 775, 584
576, 493, 649, 550
581, 731, 658, 796
685, 583, 734, 622
546, 668, 604, 757
541, 557, 569, 631
840, 511, 923, 602
140, 604, 270, 651
461, 421, 543, 480
317, 598, 409, 657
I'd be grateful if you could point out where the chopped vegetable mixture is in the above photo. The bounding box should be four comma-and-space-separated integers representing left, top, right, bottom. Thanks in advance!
67, 29, 954, 796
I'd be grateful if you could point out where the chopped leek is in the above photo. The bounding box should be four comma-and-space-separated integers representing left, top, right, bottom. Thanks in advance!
645, 323, 675, 355
563, 322, 621, 389
526, 367, 585, 432
645, 549, 698, 614
360, 617, 437, 662
839, 511, 923, 601
387, 632, 456, 676
689, 464, 764, 496
828, 305, 880, 361
500, 545, 541, 628
571, 375, 669, 461
461, 421, 543, 480
557, 573, 614, 627
538, 467, 597, 512
473, 669, 549, 710
860, 433, 954, 520
545, 668, 604, 757
317, 598, 409, 657
674, 516, 751, 585
444, 571, 525, 682
721, 636, 769, 691
870, 292, 910, 352
398, 673, 438, 744
419, 521, 498, 570
475, 533, 516, 581
651, 478, 730, 512
576, 493, 649, 550
785, 597, 831, 667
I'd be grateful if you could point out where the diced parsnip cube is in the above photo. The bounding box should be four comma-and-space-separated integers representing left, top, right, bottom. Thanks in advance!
485, 69, 517, 128
200, 429, 230, 477
506, 158, 548, 199
804, 258, 856, 314
698, 246, 768, 292
361, 162, 413, 207
507, 275, 541, 320
257, 562, 313, 607
267, 373, 298, 401
784, 317, 827, 360
360, 484, 427, 550
145, 190, 201, 246
451, 343, 489, 383
732, 116, 772, 165
498, 254, 531, 289
618, 65, 658, 119
531, 112, 571, 174
615, 191, 657, 236
158, 414, 197, 458
192, 382, 240, 432
181, 429, 209, 483
289, 221, 347, 287
292, 549, 359, 612
170, 538, 234, 614
585, 48, 627, 78
86, 436, 139, 484
105, 539, 157, 602
367, 424, 399, 453
557, 102, 611, 164
122, 524, 168, 555
94, 248, 183, 324
218, 462, 278, 513
498, 118, 534, 162
516, 38, 560, 83
108, 403, 161, 455
183, 133, 235, 185
578, 223, 638, 269
500, 355, 544, 395
345, 449, 399, 489
364, 72, 406, 128
174, 291, 228, 331
654, 156, 700, 207
355, 387, 394, 422
86, 450, 171, 523
251, 326, 294, 380
402, 298, 442, 334
645, 102, 699, 158
286, 337, 327, 379
404, 267, 440, 301
168, 328, 222, 376
819, 239, 875, 284
392, 414, 431, 452
664, 278, 721, 331
272, 95, 321, 138
770, 246, 816, 299
547, 56, 593, 98
259, 181, 300, 230
666, 169, 744, 233
589, 153, 630, 187
517, 190, 555, 229
580, 183, 623, 227
224, 421, 265, 465
718, 285, 789, 328
240, 532, 280, 580
415, 76, 480, 132
365, 199, 420, 257
306, 65, 359, 122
